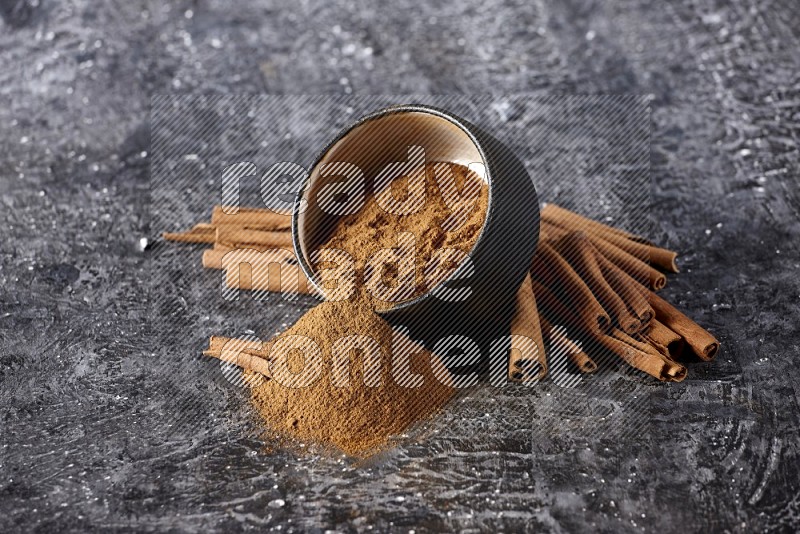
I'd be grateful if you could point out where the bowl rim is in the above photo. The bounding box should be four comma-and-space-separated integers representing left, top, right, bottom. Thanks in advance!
291, 103, 494, 312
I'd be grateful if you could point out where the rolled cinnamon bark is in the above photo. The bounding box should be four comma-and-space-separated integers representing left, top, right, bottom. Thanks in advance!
643, 319, 684, 360
540, 317, 597, 373
531, 242, 611, 334
542, 204, 679, 273
211, 205, 291, 230
534, 284, 683, 381
542, 203, 643, 241
611, 328, 664, 358
226, 264, 311, 294
594, 230, 678, 274
203, 335, 273, 377
531, 277, 609, 359
542, 220, 665, 290
568, 347, 598, 373
530, 278, 581, 330
529, 280, 597, 374
163, 211, 293, 245
556, 231, 640, 334
203, 245, 295, 270
647, 292, 719, 360
509, 274, 547, 381
539, 220, 567, 243
216, 226, 293, 248
162, 223, 217, 244
223, 251, 311, 294
593, 329, 687, 382
593, 247, 655, 328
582, 229, 667, 291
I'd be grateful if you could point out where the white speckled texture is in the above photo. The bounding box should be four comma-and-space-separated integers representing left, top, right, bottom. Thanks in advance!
1, 1, 799, 532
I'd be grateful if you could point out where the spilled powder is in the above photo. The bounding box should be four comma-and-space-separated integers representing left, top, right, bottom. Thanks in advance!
250, 299, 455, 456
249, 162, 487, 456
318, 162, 489, 308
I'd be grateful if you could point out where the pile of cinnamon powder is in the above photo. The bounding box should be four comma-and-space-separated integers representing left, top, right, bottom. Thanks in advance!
250, 162, 488, 455
250, 298, 454, 455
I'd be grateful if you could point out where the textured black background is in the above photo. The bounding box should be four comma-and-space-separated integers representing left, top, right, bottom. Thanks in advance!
1, 1, 799, 532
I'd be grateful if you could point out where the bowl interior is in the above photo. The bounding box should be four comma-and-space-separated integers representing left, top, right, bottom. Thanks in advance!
296, 109, 489, 300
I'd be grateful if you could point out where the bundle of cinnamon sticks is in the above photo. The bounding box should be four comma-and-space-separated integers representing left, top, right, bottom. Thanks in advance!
164, 203, 719, 383
508, 204, 719, 383
163, 206, 312, 294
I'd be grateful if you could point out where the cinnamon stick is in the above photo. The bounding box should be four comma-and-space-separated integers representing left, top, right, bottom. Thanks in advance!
593, 230, 678, 274
542, 204, 679, 273
541, 317, 597, 373
539, 220, 567, 243
542, 203, 643, 241
647, 292, 719, 360
211, 205, 291, 230
530, 277, 586, 334
594, 328, 687, 382
163, 203, 292, 246
225, 258, 311, 295
532, 279, 684, 381
593, 246, 655, 327
610, 328, 666, 359
508, 274, 547, 381
203, 335, 273, 377
164, 225, 294, 248
542, 220, 665, 290
225, 265, 312, 295
162, 223, 217, 244
531, 242, 611, 334
532, 266, 691, 382
203, 245, 295, 270
556, 231, 640, 334
216, 226, 293, 248
643, 319, 684, 360
574, 226, 667, 291
532, 278, 603, 372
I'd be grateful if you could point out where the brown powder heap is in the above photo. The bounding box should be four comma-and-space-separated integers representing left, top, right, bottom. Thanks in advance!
250, 299, 455, 456
248, 162, 486, 456
317, 162, 489, 308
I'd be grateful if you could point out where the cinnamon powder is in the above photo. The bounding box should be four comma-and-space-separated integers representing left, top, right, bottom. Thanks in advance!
250, 162, 488, 455
318, 162, 489, 307
250, 298, 455, 456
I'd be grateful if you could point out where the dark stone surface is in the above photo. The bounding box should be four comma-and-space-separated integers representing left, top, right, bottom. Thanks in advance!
1, 1, 799, 532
